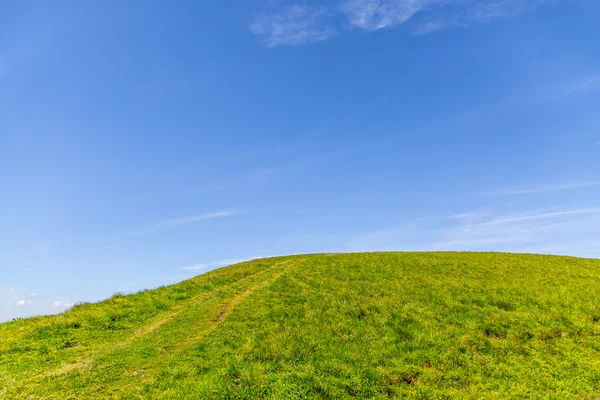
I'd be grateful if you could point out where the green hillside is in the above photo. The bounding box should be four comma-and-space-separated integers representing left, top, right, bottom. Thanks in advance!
2, 252, 600, 399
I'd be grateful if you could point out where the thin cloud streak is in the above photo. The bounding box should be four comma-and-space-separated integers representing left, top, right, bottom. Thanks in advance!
250, 5, 334, 47
449, 210, 488, 220
159, 210, 237, 227
122, 209, 238, 237
483, 207, 600, 225
559, 74, 600, 97
484, 181, 600, 196
346, 206, 600, 258
414, 0, 555, 34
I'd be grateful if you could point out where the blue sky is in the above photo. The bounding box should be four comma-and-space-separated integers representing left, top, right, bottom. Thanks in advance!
1, 0, 599, 321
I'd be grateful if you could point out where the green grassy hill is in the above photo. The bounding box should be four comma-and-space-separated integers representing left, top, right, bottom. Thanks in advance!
2, 252, 600, 399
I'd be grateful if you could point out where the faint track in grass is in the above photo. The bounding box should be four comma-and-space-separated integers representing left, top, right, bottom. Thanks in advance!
32, 259, 297, 383
172, 258, 298, 344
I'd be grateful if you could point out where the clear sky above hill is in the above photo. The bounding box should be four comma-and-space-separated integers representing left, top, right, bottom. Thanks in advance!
1, 0, 599, 320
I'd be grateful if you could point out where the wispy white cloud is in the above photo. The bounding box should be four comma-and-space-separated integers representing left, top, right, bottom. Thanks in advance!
8, 287, 15, 293
514, 73, 600, 104
484, 181, 600, 196
467, 0, 549, 22
482, 207, 600, 225
15, 300, 33, 307
341, 0, 426, 31
412, 19, 446, 34
159, 210, 237, 227
250, 5, 335, 47
122, 209, 238, 237
558, 74, 600, 97
29, 293, 37, 297
432, 209, 600, 256
182, 256, 264, 272
347, 205, 600, 258
412, 0, 552, 34
53, 300, 75, 309
449, 209, 488, 220
251, 0, 559, 46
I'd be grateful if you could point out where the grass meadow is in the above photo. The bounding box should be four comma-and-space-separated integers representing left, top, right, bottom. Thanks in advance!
1, 252, 600, 399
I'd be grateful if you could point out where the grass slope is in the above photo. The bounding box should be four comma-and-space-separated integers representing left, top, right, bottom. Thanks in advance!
2, 252, 600, 399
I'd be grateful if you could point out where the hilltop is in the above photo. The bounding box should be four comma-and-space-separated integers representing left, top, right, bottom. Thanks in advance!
1, 252, 600, 399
